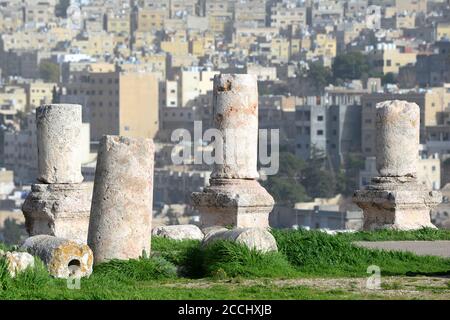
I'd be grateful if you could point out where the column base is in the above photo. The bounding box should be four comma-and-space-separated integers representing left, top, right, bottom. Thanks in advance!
353, 176, 442, 231
22, 183, 92, 243
191, 179, 274, 229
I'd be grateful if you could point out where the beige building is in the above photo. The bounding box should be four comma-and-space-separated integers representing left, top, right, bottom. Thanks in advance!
134, 7, 168, 32
24, 1, 56, 27
235, 0, 266, 27
0, 169, 14, 198
395, 0, 427, 13
106, 10, 131, 35
270, 3, 307, 33
178, 67, 219, 108
0, 86, 27, 112
396, 12, 416, 29
64, 68, 159, 141
367, 44, 416, 74
26, 81, 56, 110
71, 32, 115, 57
437, 23, 450, 41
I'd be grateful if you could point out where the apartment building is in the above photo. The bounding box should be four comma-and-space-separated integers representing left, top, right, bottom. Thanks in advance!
63, 68, 159, 141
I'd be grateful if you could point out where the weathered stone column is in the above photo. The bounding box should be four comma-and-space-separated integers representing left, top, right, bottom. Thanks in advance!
353, 100, 441, 230
22, 104, 91, 243
36, 104, 83, 184
88, 135, 154, 264
192, 74, 274, 229
211, 74, 259, 179
376, 100, 419, 177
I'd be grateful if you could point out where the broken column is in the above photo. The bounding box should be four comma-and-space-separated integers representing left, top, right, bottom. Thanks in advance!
21, 235, 93, 279
36, 104, 84, 184
88, 135, 155, 265
191, 74, 274, 229
353, 100, 441, 230
22, 104, 91, 244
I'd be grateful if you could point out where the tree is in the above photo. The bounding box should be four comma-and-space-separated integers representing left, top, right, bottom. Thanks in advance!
306, 62, 332, 92
332, 52, 370, 82
382, 72, 397, 85
39, 61, 60, 83
262, 152, 309, 204
335, 153, 366, 196
302, 148, 337, 198
1, 218, 27, 245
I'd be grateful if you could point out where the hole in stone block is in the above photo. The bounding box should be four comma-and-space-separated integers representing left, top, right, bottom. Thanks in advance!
68, 259, 81, 268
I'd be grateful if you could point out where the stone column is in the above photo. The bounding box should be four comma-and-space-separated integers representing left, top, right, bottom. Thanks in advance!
211, 74, 259, 179
22, 104, 91, 243
353, 100, 441, 230
36, 104, 83, 184
376, 100, 419, 177
88, 135, 154, 264
191, 74, 274, 229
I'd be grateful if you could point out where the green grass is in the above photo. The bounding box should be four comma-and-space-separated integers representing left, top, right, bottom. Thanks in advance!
272, 229, 450, 277
1, 228, 450, 299
336, 228, 450, 241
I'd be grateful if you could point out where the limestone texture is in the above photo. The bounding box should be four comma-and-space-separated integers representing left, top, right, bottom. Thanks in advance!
192, 74, 274, 230
21, 235, 93, 279
211, 74, 259, 179
192, 179, 274, 229
0, 251, 35, 277
36, 104, 83, 184
354, 100, 441, 231
22, 183, 92, 243
375, 100, 419, 177
88, 135, 155, 264
202, 228, 278, 252
152, 225, 204, 241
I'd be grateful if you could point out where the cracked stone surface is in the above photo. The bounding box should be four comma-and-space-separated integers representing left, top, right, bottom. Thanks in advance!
22, 183, 92, 244
88, 135, 155, 264
192, 74, 274, 230
21, 235, 93, 279
36, 104, 84, 184
211, 74, 259, 180
202, 227, 278, 252
192, 179, 274, 229
152, 224, 204, 241
0, 251, 35, 277
375, 100, 420, 177
354, 100, 441, 231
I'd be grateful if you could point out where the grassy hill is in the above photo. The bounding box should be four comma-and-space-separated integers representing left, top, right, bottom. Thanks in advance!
1, 228, 450, 300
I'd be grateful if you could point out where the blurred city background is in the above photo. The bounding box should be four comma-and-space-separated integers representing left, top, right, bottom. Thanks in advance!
0, 0, 450, 245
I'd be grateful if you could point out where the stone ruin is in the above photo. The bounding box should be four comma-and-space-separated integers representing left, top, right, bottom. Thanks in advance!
191, 74, 275, 230
14, 80, 443, 279
353, 100, 442, 230
87, 135, 155, 264
22, 104, 91, 244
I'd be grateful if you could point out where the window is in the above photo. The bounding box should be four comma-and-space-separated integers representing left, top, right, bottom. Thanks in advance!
317, 130, 324, 135
317, 115, 323, 121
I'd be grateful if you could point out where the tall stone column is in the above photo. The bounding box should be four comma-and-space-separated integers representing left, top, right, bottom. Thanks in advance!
22, 104, 91, 243
353, 100, 441, 230
191, 74, 274, 229
88, 135, 154, 264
